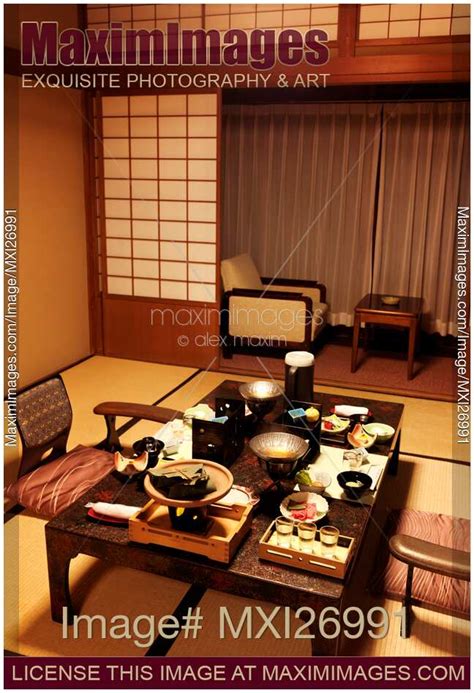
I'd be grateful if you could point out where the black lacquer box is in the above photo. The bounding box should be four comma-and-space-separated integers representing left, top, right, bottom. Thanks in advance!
192, 397, 246, 467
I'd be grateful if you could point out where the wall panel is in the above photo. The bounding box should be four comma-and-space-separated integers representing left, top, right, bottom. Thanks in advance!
10, 78, 92, 388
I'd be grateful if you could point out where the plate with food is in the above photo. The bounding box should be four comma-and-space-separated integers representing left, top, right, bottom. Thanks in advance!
362, 422, 395, 443
280, 491, 329, 522
347, 423, 377, 449
321, 414, 350, 434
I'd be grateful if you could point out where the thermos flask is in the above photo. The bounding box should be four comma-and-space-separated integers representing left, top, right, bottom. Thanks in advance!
284, 351, 315, 403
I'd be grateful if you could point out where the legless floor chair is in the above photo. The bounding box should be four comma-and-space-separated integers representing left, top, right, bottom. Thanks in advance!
5, 376, 177, 518
389, 534, 470, 637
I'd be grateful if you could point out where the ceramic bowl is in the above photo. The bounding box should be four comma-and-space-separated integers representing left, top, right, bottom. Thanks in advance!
114, 451, 148, 476
363, 422, 395, 443
381, 295, 400, 306
249, 431, 309, 479
239, 380, 281, 402
298, 470, 332, 494
337, 471, 372, 500
347, 426, 377, 450
239, 381, 281, 418
132, 436, 165, 466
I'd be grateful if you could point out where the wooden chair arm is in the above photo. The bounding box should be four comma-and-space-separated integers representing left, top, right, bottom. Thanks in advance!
93, 402, 183, 452
389, 534, 470, 581
260, 278, 327, 303
94, 401, 182, 422
227, 288, 305, 301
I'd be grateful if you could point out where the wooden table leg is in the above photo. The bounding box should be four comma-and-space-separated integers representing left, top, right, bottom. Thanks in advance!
415, 318, 422, 356
351, 314, 361, 373
388, 430, 401, 476
306, 598, 342, 656
45, 528, 77, 624
311, 632, 340, 656
407, 319, 417, 380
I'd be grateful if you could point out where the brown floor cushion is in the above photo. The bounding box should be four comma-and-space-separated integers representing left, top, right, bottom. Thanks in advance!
370, 509, 470, 617
5, 445, 114, 519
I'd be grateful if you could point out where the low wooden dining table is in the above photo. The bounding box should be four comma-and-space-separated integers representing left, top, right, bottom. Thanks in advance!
45, 380, 404, 656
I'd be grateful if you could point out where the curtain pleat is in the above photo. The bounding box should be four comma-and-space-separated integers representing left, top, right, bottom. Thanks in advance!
222, 103, 382, 325
222, 102, 469, 334
373, 102, 470, 336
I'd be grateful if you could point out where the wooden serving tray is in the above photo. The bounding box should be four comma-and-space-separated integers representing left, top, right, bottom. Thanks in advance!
129, 499, 253, 564
259, 520, 355, 579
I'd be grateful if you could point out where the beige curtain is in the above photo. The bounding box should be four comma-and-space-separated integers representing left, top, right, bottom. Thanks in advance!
373, 102, 469, 336
222, 103, 382, 325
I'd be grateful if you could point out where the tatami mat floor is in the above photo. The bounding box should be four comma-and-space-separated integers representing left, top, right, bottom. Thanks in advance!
5, 514, 189, 656
4, 356, 470, 658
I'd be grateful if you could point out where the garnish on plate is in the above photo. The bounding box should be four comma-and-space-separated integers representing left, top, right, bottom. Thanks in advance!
294, 469, 313, 487
294, 468, 331, 493
321, 414, 350, 433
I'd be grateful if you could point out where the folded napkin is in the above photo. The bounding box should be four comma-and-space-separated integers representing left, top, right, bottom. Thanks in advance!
183, 404, 215, 425
334, 405, 369, 417
87, 502, 141, 520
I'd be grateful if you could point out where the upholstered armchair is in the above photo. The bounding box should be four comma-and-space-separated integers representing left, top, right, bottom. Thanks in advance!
5, 376, 180, 518
220, 253, 328, 357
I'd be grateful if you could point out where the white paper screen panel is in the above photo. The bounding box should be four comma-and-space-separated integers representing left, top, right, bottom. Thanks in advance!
101, 92, 218, 303
358, 3, 470, 39
86, 4, 339, 41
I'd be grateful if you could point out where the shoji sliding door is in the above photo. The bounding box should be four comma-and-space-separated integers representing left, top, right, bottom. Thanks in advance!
96, 91, 221, 367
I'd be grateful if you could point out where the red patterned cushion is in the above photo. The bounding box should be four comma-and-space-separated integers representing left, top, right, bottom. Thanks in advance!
5, 445, 113, 518
370, 509, 470, 616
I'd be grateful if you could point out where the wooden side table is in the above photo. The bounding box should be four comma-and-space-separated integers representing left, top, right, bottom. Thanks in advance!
351, 294, 423, 380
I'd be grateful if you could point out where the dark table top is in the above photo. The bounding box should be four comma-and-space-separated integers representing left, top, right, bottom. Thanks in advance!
47, 380, 404, 602
355, 293, 423, 317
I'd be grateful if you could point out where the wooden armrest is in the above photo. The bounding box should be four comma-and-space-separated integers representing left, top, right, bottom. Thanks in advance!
261, 276, 318, 287
94, 401, 182, 423
94, 402, 183, 452
227, 288, 305, 300
389, 534, 470, 581
260, 278, 326, 303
